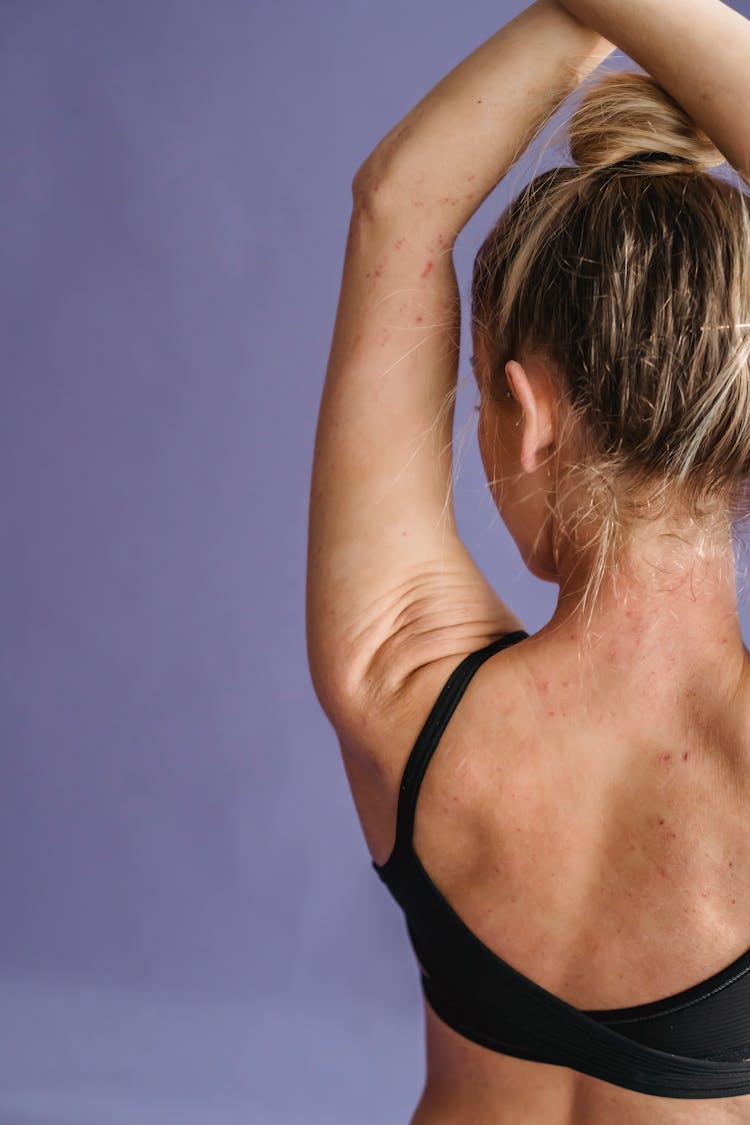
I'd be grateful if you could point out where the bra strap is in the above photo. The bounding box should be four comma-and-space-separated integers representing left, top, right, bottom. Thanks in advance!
376, 630, 528, 877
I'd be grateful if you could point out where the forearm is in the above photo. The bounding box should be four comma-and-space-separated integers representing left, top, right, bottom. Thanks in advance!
354, 0, 614, 239
556, 0, 750, 181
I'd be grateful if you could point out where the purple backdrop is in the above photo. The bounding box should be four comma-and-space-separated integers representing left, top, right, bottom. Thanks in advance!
2, 1, 748, 1122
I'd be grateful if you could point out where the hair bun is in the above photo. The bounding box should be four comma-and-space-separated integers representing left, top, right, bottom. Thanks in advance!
568, 70, 725, 175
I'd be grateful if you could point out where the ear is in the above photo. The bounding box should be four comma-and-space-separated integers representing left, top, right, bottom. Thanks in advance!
505, 358, 556, 474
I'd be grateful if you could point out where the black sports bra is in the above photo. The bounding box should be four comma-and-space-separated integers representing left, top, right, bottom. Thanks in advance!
371, 630, 750, 1099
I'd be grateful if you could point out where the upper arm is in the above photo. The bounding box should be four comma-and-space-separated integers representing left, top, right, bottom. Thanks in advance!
306, 188, 523, 739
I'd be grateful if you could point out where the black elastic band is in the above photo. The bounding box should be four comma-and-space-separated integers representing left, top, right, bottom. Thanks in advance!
609, 150, 693, 171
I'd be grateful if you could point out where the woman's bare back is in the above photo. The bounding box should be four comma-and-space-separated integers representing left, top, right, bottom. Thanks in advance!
361, 629, 750, 1124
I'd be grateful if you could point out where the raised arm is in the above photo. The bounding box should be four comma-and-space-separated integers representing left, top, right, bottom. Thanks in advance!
307, 3, 614, 748
555, 0, 750, 184
355, 0, 615, 237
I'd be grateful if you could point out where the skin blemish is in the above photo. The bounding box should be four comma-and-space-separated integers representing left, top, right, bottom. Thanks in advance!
467, 174, 477, 182
373, 265, 384, 278
682, 752, 689, 761
658, 818, 665, 826
393, 239, 404, 250
415, 315, 424, 323
730, 862, 734, 868
421, 260, 434, 278
732, 899, 737, 905
414, 200, 425, 208
659, 752, 672, 764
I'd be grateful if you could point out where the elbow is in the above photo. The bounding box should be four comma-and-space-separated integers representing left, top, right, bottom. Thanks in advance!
351, 156, 401, 221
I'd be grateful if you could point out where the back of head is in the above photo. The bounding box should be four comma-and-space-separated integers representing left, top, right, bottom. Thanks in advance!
472, 69, 750, 625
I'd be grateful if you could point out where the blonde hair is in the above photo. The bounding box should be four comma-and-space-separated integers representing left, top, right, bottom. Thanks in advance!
472, 69, 750, 633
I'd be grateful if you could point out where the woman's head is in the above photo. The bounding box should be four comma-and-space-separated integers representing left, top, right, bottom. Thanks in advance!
472, 69, 750, 629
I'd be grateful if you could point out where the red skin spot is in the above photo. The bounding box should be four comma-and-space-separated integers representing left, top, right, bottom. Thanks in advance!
732, 899, 737, 905
658, 866, 667, 878
421, 260, 434, 278
539, 680, 549, 693
415, 315, 424, 323
402, 531, 408, 537
658, 818, 665, 826
730, 862, 734, 868
373, 265, 384, 278
414, 201, 425, 208
393, 239, 404, 250
682, 751, 689, 761
659, 752, 672, 764
467, 174, 476, 182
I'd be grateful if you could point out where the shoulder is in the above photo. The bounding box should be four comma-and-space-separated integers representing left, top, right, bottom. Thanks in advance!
333, 623, 529, 866
341, 614, 526, 751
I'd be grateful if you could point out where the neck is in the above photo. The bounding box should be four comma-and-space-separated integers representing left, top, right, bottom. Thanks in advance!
539, 523, 748, 690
